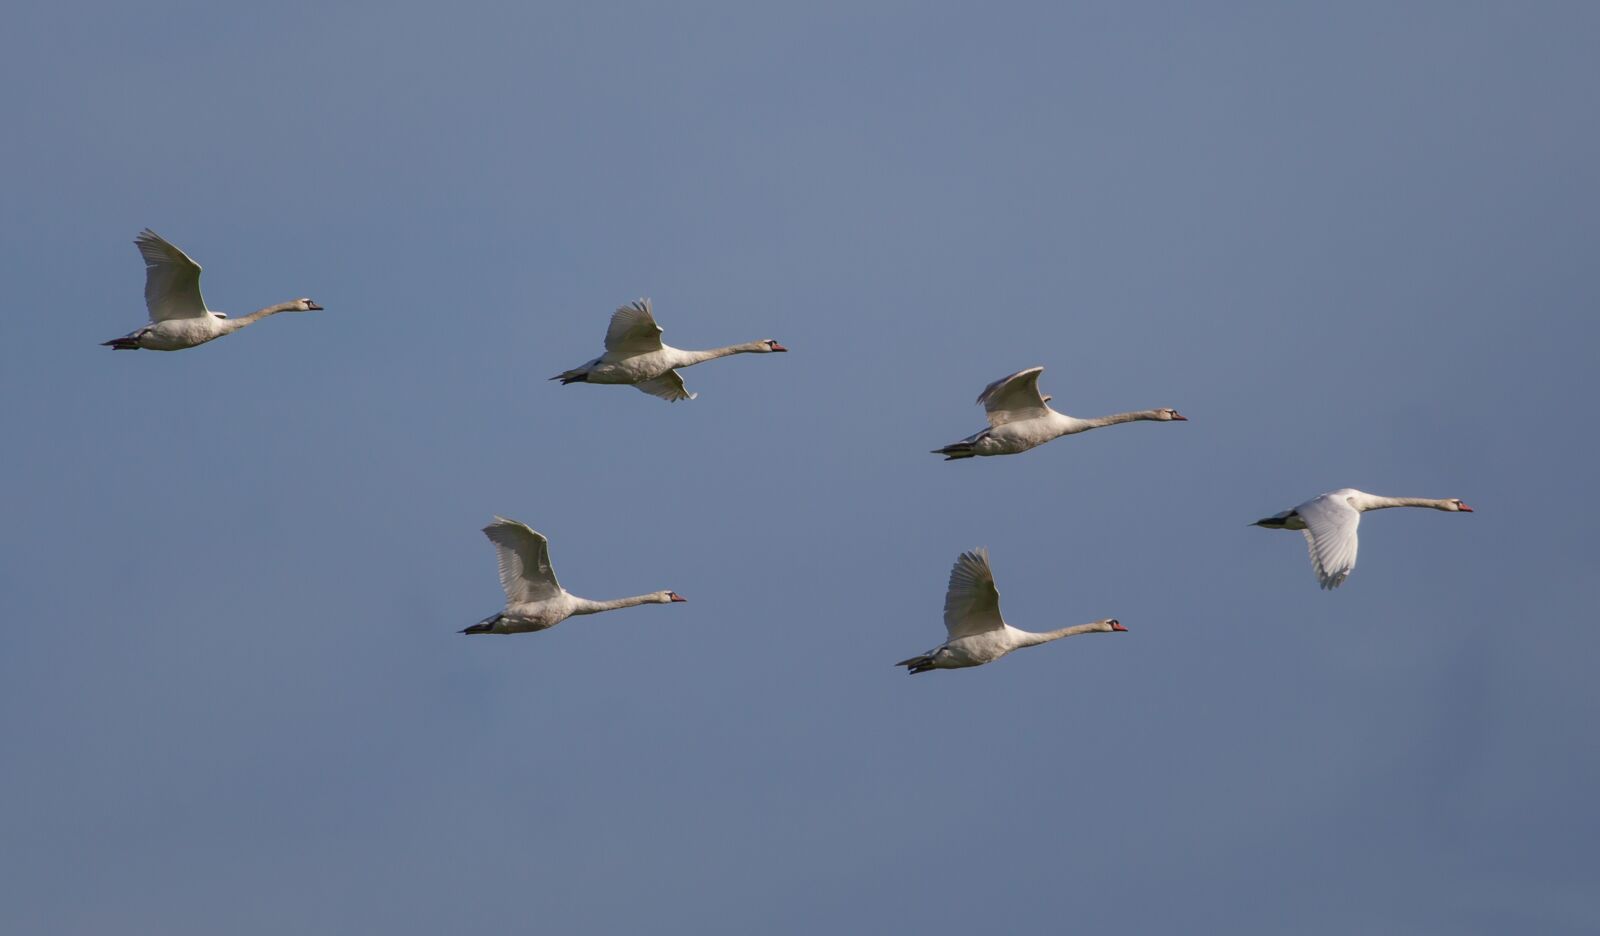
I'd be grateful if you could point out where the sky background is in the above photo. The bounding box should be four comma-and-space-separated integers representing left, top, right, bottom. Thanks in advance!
2, 2, 1597, 932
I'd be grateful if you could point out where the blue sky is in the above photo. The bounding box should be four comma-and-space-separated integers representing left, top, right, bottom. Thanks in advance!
2, 2, 1597, 932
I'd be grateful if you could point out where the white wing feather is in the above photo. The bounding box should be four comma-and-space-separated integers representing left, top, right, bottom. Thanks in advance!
604, 298, 665, 355
943, 548, 1007, 640
135, 229, 209, 322
482, 517, 563, 604
1297, 494, 1361, 589
635, 370, 697, 402
977, 367, 1050, 427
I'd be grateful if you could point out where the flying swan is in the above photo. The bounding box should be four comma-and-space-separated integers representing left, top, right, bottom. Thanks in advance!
462, 517, 686, 635
932, 366, 1184, 459
1252, 488, 1473, 589
552, 298, 786, 401
102, 229, 323, 351
895, 548, 1126, 674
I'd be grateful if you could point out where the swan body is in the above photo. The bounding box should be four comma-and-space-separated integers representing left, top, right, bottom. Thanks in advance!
933, 366, 1184, 459
1252, 488, 1473, 589
552, 298, 786, 401
895, 548, 1126, 674
102, 229, 323, 351
461, 517, 685, 635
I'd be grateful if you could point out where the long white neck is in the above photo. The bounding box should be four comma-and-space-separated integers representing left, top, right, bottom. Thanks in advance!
1014, 622, 1103, 647
1076, 409, 1170, 430
571, 594, 662, 615
1353, 494, 1457, 512
674, 341, 771, 367
220, 301, 304, 333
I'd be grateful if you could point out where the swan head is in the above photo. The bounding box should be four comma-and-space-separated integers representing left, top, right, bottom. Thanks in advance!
1154, 408, 1186, 421
1444, 499, 1473, 512
759, 339, 787, 352
292, 298, 324, 311
1092, 618, 1127, 633
658, 590, 688, 603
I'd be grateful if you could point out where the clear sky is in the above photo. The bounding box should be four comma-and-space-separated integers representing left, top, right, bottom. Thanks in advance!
2, 2, 1597, 933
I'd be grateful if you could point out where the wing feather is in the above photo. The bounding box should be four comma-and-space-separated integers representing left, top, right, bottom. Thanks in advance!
482, 517, 563, 604
135, 229, 209, 321
635, 370, 696, 402
1297, 494, 1361, 589
943, 548, 1006, 639
977, 367, 1050, 427
604, 298, 665, 355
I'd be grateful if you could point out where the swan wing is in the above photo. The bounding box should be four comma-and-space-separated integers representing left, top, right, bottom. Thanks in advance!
604, 298, 665, 355
943, 548, 1006, 639
636, 370, 697, 402
134, 229, 209, 321
1297, 493, 1361, 589
482, 517, 563, 604
977, 367, 1049, 427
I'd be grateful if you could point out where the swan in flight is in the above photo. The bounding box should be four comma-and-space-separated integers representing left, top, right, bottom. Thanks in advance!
552, 298, 786, 401
1252, 488, 1473, 589
462, 517, 686, 635
932, 366, 1185, 460
895, 548, 1126, 674
102, 229, 323, 351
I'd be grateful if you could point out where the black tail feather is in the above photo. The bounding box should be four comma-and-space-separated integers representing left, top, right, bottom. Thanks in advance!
895, 654, 936, 674
461, 613, 502, 635
102, 337, 140, 350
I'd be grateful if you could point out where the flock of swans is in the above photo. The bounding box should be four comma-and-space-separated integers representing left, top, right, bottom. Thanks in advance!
105, 229, 1475, 674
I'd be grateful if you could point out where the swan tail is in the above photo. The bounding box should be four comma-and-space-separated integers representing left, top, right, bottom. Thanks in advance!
895, 654, 937, 674
102, 336, 141, 350
461, 613, 501, 635
1252, 516, 1289, 528
550, 368, 589, 384
932, 442, 976, 461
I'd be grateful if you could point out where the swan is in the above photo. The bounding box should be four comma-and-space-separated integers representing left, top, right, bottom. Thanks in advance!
461, 516, 686, 635
895, 548, 1126, 674
932, 366, 1185, 459
551, 298, 786, 401
102, 229, 323, 351
1252, 488, 1473, 589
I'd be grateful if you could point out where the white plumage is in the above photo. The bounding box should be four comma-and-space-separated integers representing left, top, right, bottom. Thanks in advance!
895, 548, 1127, 674
1252, 489, 1473, 589
462, 517, 686, 635
102, 229, 323, 351
552, 298, 787, 401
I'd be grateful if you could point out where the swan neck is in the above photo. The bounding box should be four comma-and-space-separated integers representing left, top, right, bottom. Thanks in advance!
1018, 622, 1100, 646
1357, 495, 1454, 512
677, 342, 765, 366
573, 594, 659, 614
230, 302, 301, 328
1080, 410, 1162, 430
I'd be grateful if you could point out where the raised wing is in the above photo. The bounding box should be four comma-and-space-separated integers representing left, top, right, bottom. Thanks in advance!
482, 517, 563, 604
977, 367, 1050, 427
943, 548, 1007, 640
135, 229, 209, 322
1297, 493, 1361, 589
604, 298, 665, 355
635, 370, 697, 402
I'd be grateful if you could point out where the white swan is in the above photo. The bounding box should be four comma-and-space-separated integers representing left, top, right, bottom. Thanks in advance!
102, 229, 322, 351
932, 366, 1185, 459
461, 517, 686, 635
552, 298, 786, 401
1252, 488, 1473, 589
895, 548, 1126, 674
